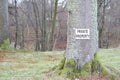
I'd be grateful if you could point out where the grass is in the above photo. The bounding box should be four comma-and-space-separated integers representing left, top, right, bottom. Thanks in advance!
0, 51, 67, 80
0, 49, 120, 80
97, 48, 120, 76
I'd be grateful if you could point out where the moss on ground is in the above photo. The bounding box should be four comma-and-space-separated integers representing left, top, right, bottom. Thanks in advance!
55, 53, 116, 80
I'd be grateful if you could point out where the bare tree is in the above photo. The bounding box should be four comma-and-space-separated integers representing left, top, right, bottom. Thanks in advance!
8, 0, 67, 51
32, 0, 41, 51
14, 0, 19, 48
98, 0, 112, 48
0, 0, 9, 43
48, 0, 59, 51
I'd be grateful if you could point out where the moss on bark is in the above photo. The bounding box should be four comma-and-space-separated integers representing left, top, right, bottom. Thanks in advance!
91, 53, 109, 75
60, 59, 75, 76
55, 53, 116, 79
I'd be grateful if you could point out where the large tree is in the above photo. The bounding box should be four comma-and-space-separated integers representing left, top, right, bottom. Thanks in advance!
65, 0, 98, 69
0, 0, 9, 43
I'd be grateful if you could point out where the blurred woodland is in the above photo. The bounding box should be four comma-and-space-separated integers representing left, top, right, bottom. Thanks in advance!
6, 0, 120, 51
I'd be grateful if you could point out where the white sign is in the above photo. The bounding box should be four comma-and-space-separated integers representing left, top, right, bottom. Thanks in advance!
75, 29, 90, 39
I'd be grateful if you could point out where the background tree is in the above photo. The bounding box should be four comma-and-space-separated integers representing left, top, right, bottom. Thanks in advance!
14, 0, 19, 48
31, 0, 41, 51
0, 0, 9, 43
97, 0, 120, 49
48, 0, 59, 51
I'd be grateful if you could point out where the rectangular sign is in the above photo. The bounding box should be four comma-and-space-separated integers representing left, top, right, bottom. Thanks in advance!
75, 29, 90, 39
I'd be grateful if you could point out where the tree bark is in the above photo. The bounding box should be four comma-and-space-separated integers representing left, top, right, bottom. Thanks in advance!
14, 0, 19, 48
32, 0, 41, 51
98, 0, 106, 48
0, 0, 9, 43
65, 0, 98, 69
41, 0, 47, 51
48, 0, 58, 51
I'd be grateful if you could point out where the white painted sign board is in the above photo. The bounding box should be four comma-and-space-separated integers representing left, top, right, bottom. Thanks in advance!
75, 29, 90, 39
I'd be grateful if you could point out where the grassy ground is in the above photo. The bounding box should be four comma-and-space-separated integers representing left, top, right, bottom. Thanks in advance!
98, 49, 120, 76
0, 49, 120, 80
0, 51, 69, 80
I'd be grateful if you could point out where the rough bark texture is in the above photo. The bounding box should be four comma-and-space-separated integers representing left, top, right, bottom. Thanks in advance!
41, 0, 47, 51
14, 0, 19, 48
0, 0, 9, 43
48, 0, 58, 51
65, 0, 98, 69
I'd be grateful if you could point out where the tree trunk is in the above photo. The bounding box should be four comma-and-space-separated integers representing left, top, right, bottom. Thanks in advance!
41, 0, 47, 51
0, 0, 9, 43
14, 0, 19, 48
98, 0, 106, 48
48, 0, 58, 51
65, 0, 98, 69
21, 24, 25, 49
32, 0, 41, 51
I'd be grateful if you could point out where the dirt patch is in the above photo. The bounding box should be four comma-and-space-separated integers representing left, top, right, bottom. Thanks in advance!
0, 54, 6, 62
78, 74, 107, 80
14, 64, 29, 69
0, 50, 16, 62
0, 50, 16, 53
78, 74, 120, 80
43, 55, 58, 61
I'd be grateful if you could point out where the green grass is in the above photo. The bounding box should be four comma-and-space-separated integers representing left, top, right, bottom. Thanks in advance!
97, 48, 120, 76
0, 49, 120, 80
0, 51, 66, 80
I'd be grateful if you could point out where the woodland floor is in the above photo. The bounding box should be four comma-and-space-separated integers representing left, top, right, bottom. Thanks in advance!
0, 49, 120, 80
